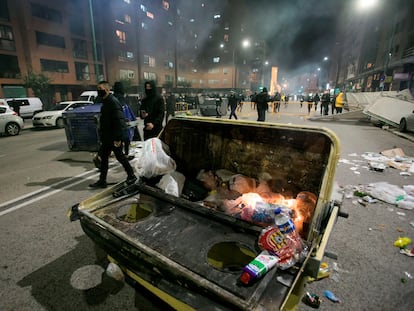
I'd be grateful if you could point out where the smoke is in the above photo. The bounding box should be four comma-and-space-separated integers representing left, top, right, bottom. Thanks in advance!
248, 0, 341, 76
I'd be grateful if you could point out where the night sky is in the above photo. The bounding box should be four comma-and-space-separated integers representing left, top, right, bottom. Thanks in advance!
246, 0, 344, 75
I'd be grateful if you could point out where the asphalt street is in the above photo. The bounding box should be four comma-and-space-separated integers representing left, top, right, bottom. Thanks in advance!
4, 101, 414, 310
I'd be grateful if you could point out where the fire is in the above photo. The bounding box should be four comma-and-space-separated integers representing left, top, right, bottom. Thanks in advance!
220, 191, 315, 238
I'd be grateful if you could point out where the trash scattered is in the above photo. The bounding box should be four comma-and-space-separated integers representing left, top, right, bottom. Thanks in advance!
330, 262, 350, 282
403, 185, 414, 196
362, 196, 378, 203
393, 237, 412, 249
307, 262, 330, 282
302, 292, 321, 308
400, 248, 414, 257
410, 222, 414, 228
354, 190, 369, 197
364, 182, 407, 205
401, 272, 413, 283
369, 162, 386, 172
324, 290, 340, 303
357, 199, 367, 207
106, 262, 125, 282
397, 200, 414, 210
340, 149, 414, 174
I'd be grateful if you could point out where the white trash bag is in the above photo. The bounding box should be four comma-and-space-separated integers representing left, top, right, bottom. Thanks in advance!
156, 171, 186, 197
135, 138, 176, 178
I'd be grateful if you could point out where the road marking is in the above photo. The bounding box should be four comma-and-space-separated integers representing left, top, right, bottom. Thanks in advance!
0, 170, 99, 217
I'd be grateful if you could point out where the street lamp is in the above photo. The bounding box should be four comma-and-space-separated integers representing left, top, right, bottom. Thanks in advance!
220, 39, 251, 90
262, 60, 269, 88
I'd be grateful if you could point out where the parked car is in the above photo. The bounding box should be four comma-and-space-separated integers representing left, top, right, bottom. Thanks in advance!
32, 101, 92, 128
6, 97, 43, 118
0, 105, 24, 136
79, 91, 98, 102
399, 110, 414, 133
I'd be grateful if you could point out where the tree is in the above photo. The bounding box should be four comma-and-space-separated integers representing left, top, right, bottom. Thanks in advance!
22, 71, 53, 108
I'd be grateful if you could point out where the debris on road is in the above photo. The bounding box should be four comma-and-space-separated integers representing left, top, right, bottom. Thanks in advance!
302, 292, 321, 308
323, 290, 340, 303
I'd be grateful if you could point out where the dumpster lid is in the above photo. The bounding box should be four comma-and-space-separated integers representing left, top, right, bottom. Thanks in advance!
63, 103, 101, 115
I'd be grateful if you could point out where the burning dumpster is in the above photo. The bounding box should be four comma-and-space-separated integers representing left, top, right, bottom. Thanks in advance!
69, 116, 344, 310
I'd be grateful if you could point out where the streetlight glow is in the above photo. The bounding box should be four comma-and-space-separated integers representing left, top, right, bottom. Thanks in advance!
356, 0, 378, 10
242, 39, 251, 48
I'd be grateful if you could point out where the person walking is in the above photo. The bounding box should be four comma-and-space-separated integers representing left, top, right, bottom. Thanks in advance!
321, 91, 330, 115
215, 96, 222, 118
113, 81, 136, 158
140, 80, 165, 140
306, 94, 313, 114
255, 87, 271, 122
89, 81, 137, 189
228, 91, 238, 120
251, 92, 257, 110
165, 91, 176, 124
313, 93, 320, 112
331, 94, 336, 115
284, 93, 289, 108
273, 91, 281, 112
335, 90, 346, 113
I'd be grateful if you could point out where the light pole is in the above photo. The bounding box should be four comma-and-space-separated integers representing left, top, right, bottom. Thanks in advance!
262, 60, 269, 89
221, 40, 251, 90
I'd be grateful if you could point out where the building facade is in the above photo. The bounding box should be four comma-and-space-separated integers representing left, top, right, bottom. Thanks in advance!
0, 0, 265, 104
333, 0, 414, 94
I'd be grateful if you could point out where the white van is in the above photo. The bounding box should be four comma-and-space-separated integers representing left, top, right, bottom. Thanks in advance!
79, 91, 98, 102
6, 97, 43, 118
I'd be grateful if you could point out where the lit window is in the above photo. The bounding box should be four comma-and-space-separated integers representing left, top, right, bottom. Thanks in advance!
140, 5, 147, 12
124, 14, 131, 23
213, 14, 221, 19
144, 72, 156, 80
124, 0, 130, 3
146, 11, 154, 19
141, 22, 148, 30
120, 69, 134, 79
162, 1, 169, 10
116, 30, 126, 43
144, 55, 155, 67
213, 57, 220, 63
127, 51, 134, 59
164, 61, 173, 69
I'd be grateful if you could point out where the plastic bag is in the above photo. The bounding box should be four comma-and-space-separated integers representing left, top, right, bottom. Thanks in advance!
156, 171, 186, 197
136, 138, 176, 178
106, 262, 124, 281
365, 182, 406, 205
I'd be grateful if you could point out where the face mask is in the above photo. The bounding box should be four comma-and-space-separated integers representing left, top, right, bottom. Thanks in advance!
97, 89, 106, 97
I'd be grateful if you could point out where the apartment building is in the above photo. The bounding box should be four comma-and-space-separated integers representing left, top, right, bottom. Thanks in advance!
0, 0, 107, 100
0, 0, 266, 103
333, 0, 414, 93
